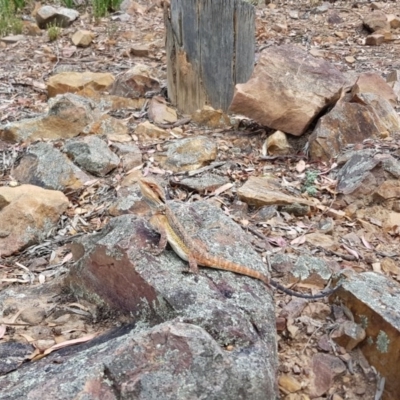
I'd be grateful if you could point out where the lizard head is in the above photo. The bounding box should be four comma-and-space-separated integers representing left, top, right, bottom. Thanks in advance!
139, 177, 167, 210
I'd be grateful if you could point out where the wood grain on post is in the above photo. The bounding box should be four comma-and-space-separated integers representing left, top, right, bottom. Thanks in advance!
165, 0, 255, 114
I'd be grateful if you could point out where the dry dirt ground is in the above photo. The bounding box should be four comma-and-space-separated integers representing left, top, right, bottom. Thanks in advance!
1, 0, 400, 399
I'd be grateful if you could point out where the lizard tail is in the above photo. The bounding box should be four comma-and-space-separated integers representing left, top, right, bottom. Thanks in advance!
199, 253, 271, 287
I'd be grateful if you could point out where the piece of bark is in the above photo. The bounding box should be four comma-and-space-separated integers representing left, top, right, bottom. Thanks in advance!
165, 0, 254, 113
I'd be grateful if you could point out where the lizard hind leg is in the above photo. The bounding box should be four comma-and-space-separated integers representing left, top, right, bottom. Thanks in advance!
188, 254, 200, 274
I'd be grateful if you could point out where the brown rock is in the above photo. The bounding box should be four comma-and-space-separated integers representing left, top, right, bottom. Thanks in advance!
305, 232, 336, 250
177, 174, 230, 193
375, 180, 400, 201
148, 96, 178, 124
19, 308, 47, 325
386, 69, 400, 83
310, 353, 346, 397
330, 272, 400, 400
383, 211, 400, 234
308, 101, 380, 162
303, 302, 331, 320
381, 257, 400, 275
387, 14, 400, 29
229, 44, 347, 136
76, 86, 146, 111
110, 67, 160, 98
351, 72, 397, 106
331, 321, 366, 351
278, 374, 302, 393
135, 120, 170, 141
335, 151, 400, 210
279, 298, 308, 319
191, 105, 230, 129
363, 11, 390, 33
47, 72, 114, 98
111, 142, 142, 171
71, 30, 94, 47
352, 92, 400, 135
130, 45, 150, 57
237, 176, 313, 208
22, 21, 42, 36
0, 35, 26, 44
85, 114, 129, 136
0, 185, 68, 256
365, 33, 385, 46
0, 94, 97, 143
158, 136, 218, 173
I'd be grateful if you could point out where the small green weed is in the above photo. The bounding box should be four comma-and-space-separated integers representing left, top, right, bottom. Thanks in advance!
92, 0, 122, 18
12, 0, 25, 11
47, 23, 61, 41
62, 0, 75, 9
0, 0, 24, 37
302, 169, 319, 197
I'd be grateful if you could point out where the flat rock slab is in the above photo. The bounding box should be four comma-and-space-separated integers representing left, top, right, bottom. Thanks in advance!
237, 176, 312, 207
67, 201, 277, 397
331, 272, 400, 400
0, 322, 274, 399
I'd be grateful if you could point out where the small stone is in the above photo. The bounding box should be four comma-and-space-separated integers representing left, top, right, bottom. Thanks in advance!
331, 321, 366, 351
20, 308, 47, 325
345, 56, 355, 64
365, 34, 384, 46
71, 30, 94, 47
388, 14, 400, 29
278, 374, 302, 393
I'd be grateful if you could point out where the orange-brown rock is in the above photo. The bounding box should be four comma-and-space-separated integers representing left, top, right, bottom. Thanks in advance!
0, 185, 68, 256
229, 44, 347, 136
331, 321, 366, 351
0, 94, 97, 143
351, 72, 397, 106
365, 33, 385, 46
191, 105, 230, 129
148, 96, 177, 124
71, 30, 94, 47
158, 136, 218, 172
47, 71, 115, 97
237, 176, 312, 207
352, 92, 400, 137
110, 68, 159, 98
363, 11, 390, 33
331, 272, 400, 400
308, 101, 380, 162
135, 121, 170, 141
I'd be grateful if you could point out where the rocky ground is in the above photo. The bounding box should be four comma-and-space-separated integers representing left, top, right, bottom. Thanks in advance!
1, 0, 400, 399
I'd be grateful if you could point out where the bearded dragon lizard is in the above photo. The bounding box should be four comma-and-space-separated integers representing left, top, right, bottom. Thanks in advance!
139, 176, 336, 299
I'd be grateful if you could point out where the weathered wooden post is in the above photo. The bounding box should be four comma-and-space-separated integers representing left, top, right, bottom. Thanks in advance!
164, 0, 255, 114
